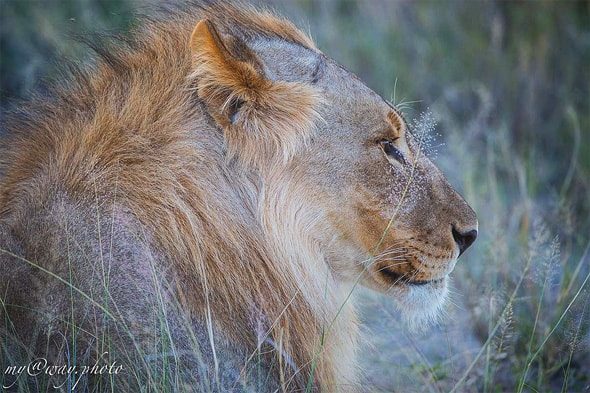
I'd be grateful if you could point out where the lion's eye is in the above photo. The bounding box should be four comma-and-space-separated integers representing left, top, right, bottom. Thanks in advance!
379, 140, 406, 165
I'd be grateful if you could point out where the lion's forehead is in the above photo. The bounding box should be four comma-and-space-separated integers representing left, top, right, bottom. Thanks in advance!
250, 39, 322, 83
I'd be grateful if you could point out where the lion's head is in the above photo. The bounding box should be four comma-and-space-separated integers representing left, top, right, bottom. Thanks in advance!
190, 12, 477, 329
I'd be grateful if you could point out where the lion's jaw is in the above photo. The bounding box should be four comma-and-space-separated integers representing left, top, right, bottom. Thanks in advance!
391, 276, 451, 330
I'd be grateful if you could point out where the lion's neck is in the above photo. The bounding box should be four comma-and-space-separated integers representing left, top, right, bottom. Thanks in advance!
125, 150, 359, 390
256, 175, 360, 390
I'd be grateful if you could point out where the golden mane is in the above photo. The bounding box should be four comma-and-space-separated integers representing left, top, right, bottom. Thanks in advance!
0, 2, 355, 391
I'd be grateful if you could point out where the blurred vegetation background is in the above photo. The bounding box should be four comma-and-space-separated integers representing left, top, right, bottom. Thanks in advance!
1, 0, 588, 392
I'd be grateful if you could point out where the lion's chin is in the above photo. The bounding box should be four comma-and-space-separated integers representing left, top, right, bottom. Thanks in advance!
390, 276, 450, 332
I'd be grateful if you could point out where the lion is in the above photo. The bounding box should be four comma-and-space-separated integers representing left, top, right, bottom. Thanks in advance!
0, 2, 477, 392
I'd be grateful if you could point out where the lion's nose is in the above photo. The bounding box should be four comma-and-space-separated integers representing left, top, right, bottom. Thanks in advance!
452, 227, 478, 256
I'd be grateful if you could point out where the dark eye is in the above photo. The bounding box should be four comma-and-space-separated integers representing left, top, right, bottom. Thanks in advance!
379, 140, 406, 165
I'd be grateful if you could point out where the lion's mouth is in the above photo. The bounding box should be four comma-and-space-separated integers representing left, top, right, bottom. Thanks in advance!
407, 279, 432, 286
380, 268, 444, 286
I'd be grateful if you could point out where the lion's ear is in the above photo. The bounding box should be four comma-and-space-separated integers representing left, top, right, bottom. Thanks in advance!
189, 20, 322, 166
189, 20, 266, 126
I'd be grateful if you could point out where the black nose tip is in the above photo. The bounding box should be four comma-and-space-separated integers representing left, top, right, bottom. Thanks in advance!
452, 227, 478, 256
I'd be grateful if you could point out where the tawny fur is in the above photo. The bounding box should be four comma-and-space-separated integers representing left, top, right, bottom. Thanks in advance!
0, 3, 354, 391
0, 2, 477, 392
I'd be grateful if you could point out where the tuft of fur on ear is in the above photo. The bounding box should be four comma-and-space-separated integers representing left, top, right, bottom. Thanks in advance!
387, 109, 405, 138
189, 20, 323, 167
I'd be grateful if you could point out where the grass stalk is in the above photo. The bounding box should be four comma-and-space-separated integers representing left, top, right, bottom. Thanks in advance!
449, 251, 533, 393
517, 262, 551, 393
561, 290, 589, 393
523, 269, 590, 389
